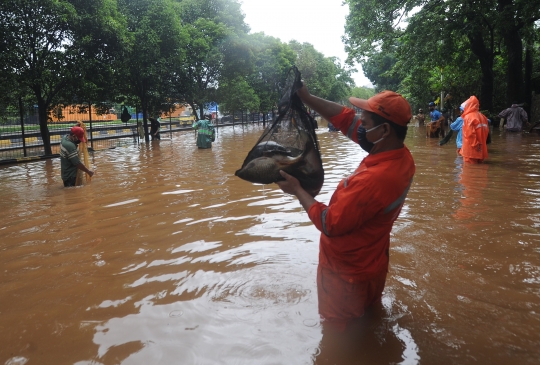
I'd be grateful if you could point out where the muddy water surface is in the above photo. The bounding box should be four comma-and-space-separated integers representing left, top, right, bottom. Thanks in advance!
1, 124, 540, 365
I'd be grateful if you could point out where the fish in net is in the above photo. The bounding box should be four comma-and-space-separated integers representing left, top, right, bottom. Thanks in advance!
235, 66, 324, 197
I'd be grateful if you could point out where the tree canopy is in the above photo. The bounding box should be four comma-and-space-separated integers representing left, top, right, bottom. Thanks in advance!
344, 0, 540, 114
0, 0, 370, 151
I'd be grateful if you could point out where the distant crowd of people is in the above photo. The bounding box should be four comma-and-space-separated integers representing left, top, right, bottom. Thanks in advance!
408, 98, 530, 163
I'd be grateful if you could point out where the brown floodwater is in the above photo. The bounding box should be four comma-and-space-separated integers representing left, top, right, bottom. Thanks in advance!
1, 123, 540, 365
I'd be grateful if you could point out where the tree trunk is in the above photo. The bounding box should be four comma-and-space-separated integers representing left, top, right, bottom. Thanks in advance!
525, 42, 533, 117
19, 96, 27, 157
37, 97, 52, 155
186, 102, 196, 121
468, 31, 494, 111
140, 94, 149, 142
504, 29, 524, 105
497, 0, 525, 106
479, 59, 494, 112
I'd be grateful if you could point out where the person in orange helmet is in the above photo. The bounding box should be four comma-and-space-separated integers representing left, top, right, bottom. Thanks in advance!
276, 84, 415, 329
460, 96, 489, 164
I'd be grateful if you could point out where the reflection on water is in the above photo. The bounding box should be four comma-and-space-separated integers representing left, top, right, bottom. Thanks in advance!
1, 124, 540, 364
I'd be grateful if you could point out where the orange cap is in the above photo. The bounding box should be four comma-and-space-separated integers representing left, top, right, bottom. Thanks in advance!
71, 126, 87, 143
349, 90, 412, 126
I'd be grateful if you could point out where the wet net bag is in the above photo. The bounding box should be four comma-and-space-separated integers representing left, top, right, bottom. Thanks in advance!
235, 66, 324, 197
75, 121, 92, 186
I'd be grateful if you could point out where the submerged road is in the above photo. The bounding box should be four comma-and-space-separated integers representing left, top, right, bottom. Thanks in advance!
1, 123, 539, 364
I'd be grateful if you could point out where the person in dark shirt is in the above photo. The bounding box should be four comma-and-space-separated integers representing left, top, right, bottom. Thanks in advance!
498, 104, 528, 132
60, 126, 94, 187
149, 117, 161, 140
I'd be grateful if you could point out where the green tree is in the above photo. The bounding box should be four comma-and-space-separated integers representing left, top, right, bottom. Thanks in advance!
326, 59, 355, 104
64, 0, 129, 116
175, 0, 249, 120
220, 33, 256, 82
177, 0, 248, 34
218, 76, 259, 114
350, 86, 376, 100
175, 17, 228, 120
362, 48, 401, 93
246, 33, 296, 121
289, 41, 335, 99
1, 0, 78, 154
344, 0, 540, 112
117, 0, 187, 141
497, 0, 540, 105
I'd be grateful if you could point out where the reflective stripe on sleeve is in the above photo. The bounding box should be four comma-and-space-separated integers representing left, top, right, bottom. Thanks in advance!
346, 115, 361, 140
384, 178, 413, 214
343, 170, 362, 188
321, 208, 329, 236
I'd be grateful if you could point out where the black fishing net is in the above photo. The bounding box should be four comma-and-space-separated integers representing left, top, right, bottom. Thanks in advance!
235, 66, 324, 197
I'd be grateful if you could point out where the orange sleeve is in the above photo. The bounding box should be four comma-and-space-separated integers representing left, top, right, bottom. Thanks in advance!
330, 107, 362, 144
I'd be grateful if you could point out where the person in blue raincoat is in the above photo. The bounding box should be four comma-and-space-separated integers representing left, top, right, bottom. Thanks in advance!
450, 105, 464, 155
192, 114, 215, 149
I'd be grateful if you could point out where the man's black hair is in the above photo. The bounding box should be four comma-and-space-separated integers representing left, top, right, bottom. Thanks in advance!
371, 112, 408, 141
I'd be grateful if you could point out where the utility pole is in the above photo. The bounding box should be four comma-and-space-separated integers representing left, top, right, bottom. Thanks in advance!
440, 68, 444, 111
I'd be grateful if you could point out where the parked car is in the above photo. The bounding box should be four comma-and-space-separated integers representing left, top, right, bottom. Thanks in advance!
219, 115, 239, 124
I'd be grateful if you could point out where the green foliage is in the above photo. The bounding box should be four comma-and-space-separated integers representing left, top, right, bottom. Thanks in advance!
62, 0, 129, 109
2, 0, 409, 148
176, 0, 248, 34
350, 86, 375, 100
289, 41, 336, 99
177, 17, 228, 118
116, 0, 187, 139
1, 0, 80, 153
175, 0, 249, 119
218, 76, 259, 113
327, 61, 355, 104
362, 48, 400, 92
246, 33, 296, 113
344, 0, 540, 113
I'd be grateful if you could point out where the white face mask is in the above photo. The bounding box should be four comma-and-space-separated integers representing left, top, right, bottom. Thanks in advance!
366, 123, 385, 144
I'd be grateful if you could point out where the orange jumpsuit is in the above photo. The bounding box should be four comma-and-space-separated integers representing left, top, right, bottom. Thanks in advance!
308, 107, 416, 324
460, 96, 489, 164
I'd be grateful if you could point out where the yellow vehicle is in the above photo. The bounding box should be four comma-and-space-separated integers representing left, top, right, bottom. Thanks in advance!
179, 115, 195, 126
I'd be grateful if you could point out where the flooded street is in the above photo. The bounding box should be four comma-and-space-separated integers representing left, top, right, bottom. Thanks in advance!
1, 123, 540, 365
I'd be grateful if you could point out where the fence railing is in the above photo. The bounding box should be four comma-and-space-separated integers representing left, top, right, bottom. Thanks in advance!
0, 114, 277, 163
0, 118, 200, 160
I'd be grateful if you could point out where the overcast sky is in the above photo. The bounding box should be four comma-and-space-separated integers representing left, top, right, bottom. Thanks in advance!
239, 0, 373, 88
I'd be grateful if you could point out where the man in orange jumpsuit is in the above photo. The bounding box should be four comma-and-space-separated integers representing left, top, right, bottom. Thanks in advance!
276, 84, 416, 328
460, 96, 489, 164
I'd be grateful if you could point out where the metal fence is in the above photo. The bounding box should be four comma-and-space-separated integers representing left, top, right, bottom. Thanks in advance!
0, 119, 141, 161
0, 104, 285, 165
0, 118, 203, 162
0, 116, 277, 165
